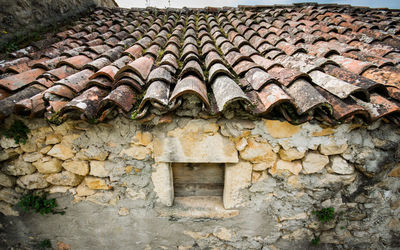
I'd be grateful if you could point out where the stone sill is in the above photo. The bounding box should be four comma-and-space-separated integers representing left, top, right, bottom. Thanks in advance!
155, 196, 239, 219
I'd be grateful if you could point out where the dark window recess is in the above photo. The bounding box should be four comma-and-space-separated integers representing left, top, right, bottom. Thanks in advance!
172, 163, 224, 197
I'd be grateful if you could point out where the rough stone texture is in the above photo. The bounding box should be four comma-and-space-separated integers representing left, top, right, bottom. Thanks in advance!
47, 144, 75, 160
62, 160, 89, 176
0, 172, 15, 187
76, 182, 96, 197
263, 119, 301, 138
224, 161, 252, 209
278, 147, 305, 161
302, 152, 329, 174
0, 116, 399, 249
45, 134, 62, 145
120, 145, 150, 160
271, 159, 302, 176
330, 155, 355, 175
239, 138, 277, 166
2, 156, 36, 176
32, 156, 62, 174
84, 177, 111, 190
89, 161, 109, 177
22, 152, 42, 162
46, 171, 83, 186
16, 173, 49, 189
320, 141, 348, 155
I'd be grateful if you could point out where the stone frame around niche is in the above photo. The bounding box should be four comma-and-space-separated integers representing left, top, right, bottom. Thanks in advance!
152, 161, 252, 209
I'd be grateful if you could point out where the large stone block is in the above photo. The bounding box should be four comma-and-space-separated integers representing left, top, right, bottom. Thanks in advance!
0, 173, 15, 187
270, 159, 302, 176
154, 120, 238, 163
239, 138, 277, 166
120, 145, 151, 160
33, 156, 62, 174
151, 163, 174, 206
302, 152, 329, 174
319, 141, 348, 155
17, 173, 49, 189
47, 144, 75, 160
278, 148, 305, 161
330, 156, 354, 175
89, 161, 109, 177
62, 160, 89, 176
224, 161, 252, 209
264, 119, 301, 138
46, 171, 83, 186
84, 176, 111, 190
2, 156, 36, 176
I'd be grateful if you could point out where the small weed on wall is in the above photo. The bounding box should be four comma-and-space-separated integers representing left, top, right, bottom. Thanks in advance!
2, 120, 30, 144
18, 192, 65, 215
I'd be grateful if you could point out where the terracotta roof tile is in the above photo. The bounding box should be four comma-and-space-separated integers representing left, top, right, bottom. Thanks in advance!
1, 3, 399, 126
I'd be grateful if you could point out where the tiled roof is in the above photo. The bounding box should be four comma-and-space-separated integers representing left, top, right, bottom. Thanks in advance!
0, 3, 400, 125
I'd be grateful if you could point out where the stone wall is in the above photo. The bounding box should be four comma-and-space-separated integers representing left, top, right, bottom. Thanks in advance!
0, 115, 399, 249
0, 0, 117, 48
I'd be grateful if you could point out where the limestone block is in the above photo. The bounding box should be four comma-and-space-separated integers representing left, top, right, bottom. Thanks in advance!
46, 171, 83, 186
263, 119, 301, 138
213, 227, 235, 241
224, 161, 252, 209
239, 138, 277, 166
0, 148, 19, 162
62, 160, 89, 176
2, 156, 36, 176
20, 141, 37, 153
17, 173, 49, 189
33, 156, 62, 174
120, 145, 150, 160
0, 188, 20, 205
0, 137, 19, 149
45, 134, 61, 145
131, 131, 153, 146
154, 120, 238, 163
0, 173, 15, 187
76, 182, 96, 196
235, 137, 248, 151
22, 152, 42, 162
89, 161, 109, 177
151, 163, 174, 206
271, 159, 302, 175
47, 144, 75, 160
84, 176, 111, 190
40, 145, 52, 154
0, 201, 19, 216
330, 156, 354, 175
252, 162, 271, 171
76, 146, 109, 161
278, 148, 305, 161
319, 141, 348, 155
302, 152, 329, 174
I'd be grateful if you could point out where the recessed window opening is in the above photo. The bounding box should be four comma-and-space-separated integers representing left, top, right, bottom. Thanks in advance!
172, 163, 224, 197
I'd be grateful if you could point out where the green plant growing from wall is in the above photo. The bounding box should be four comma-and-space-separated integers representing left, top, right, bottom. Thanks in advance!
310, 207, 337, 245
39, 239, 52, 248
2, 120, 30, 144
313, 207, 335, 223
18, 192, 65, 215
